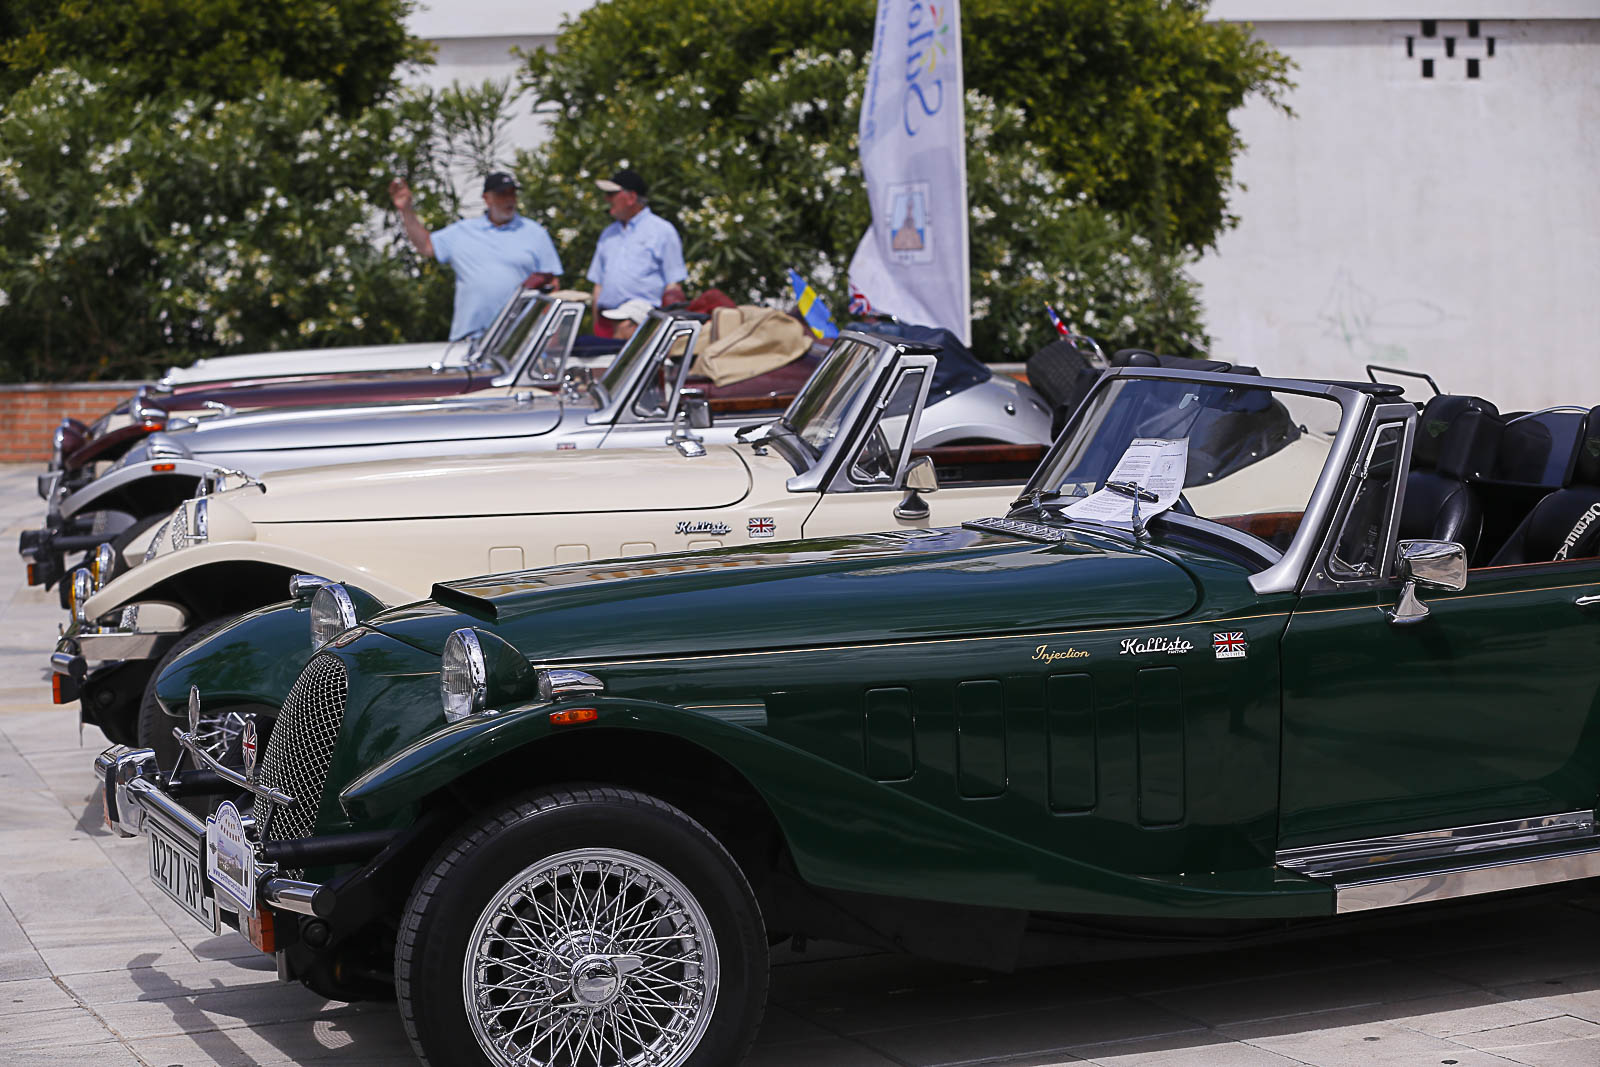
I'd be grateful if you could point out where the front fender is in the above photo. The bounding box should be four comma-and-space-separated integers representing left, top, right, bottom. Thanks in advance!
152, 599, 315, 718
59, 459, 213, 520
83, 541, 416, 619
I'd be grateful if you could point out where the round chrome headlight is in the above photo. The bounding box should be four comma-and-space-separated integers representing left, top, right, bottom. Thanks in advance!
309, 584, 357, 650
441, 628, 488, 723
90, 543, 116, 590
70, 567, 93, 624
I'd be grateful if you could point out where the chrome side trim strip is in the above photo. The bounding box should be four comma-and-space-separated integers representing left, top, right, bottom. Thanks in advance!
1334, 844, 1600, 913
1277, 810, 1595, 877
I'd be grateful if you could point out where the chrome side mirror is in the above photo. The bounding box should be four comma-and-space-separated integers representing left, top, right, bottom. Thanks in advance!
680, 388, 712, 429
1388, 539, 1467, 625
894, 455, 939, 521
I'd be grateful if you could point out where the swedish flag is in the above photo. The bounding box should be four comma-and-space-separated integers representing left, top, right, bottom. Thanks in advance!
787, 269, 840, 340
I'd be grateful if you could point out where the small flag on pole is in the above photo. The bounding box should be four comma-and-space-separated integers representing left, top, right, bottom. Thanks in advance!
788, 269, 840, 340
847, 285, 875, 318
1044, 303, 1072, 338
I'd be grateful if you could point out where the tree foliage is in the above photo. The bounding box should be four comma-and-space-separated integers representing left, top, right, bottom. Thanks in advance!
514, 49, 1204, 358
0, 0, 426, 111
0, 68, 509, 381
522, 0, 1290, 253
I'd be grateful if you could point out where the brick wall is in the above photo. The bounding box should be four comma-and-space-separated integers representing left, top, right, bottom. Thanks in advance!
0, 383, 142, 464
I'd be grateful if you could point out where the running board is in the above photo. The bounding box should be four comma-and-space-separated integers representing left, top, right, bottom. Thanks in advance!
1277, 810, 1600, 913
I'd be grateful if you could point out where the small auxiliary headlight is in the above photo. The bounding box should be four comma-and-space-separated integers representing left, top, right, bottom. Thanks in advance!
90, 543, 116, 590
309, 584, 357, 650
70, 567, 93, 624
441, 629, 488, 723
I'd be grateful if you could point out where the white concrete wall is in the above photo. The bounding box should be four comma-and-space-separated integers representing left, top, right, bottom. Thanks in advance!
1192, 15, 1600, 410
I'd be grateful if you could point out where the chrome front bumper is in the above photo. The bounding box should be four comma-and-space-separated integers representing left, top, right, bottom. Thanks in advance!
95, 745, 323, 919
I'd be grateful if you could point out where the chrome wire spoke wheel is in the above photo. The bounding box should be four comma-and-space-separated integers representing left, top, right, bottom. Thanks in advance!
463, 847, 720, 1067
190, 709, 248, 764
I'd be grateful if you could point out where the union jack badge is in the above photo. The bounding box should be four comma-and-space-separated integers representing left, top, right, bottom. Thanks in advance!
241, 718, 258, 780
748, 517, 776, 539
1213, 631, 1248, 660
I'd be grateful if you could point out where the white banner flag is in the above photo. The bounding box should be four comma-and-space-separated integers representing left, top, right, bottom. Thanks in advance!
847, 0, 969, 343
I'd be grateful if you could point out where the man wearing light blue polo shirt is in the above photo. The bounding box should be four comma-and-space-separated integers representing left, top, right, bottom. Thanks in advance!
587, 168, 687, 338
389, 172, 563, 340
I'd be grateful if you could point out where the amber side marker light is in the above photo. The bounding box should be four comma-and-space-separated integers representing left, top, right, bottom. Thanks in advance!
51, 674, 67, 704
549, 707, 599, 726
26, 563, 36, 586
151, 462, 176, 472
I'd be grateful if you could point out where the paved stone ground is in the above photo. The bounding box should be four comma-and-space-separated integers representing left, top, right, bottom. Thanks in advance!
2, 462, 1600, 1066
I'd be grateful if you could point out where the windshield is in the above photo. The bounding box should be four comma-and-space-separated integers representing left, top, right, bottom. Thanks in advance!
522, 308, 579, 383
780, 338, 880, 457
1031, 376, 1345, 555
483, 295, 547, 364
598, 314, 670, 400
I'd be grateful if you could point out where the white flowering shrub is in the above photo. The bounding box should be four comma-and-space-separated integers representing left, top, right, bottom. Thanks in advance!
516, 49, 1206, 358
0, 67, 469, 380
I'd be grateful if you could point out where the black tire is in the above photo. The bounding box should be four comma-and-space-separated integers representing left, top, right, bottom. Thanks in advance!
396, 785, 769, 1067
135, 617, 233, 772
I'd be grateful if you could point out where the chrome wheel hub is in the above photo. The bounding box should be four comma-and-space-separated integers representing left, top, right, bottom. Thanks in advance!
464, 848, 719, 1067
191, 710, 247, 764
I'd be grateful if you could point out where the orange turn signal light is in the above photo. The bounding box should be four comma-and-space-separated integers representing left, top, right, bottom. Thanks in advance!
139, 418, 165, 431
51, 674, 66, 704
151, 462, 176, 472
26, 563, 35, 586
549, 707, 599, 726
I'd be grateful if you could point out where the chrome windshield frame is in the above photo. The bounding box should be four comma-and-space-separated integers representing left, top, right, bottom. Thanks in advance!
586, 310, 704, 427
490, 293, 585, 388
1017, 367, 1375, 596
785, 333, 926, 493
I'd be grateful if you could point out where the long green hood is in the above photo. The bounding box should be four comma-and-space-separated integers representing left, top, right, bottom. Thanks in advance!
369, 525, 1199, 663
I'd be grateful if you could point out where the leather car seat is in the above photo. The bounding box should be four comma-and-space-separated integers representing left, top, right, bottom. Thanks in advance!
1490, 407, 1600, 565
1398, 394, 1500, 558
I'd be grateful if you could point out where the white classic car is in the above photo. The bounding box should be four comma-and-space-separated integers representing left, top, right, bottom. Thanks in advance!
57, 331, 1056, 758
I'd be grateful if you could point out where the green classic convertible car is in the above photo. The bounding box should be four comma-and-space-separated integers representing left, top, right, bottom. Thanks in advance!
96, 364, 1600, 1067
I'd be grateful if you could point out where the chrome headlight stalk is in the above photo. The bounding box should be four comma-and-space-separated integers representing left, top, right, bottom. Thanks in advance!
309, 584, 358, 650
441, 629, 489, 723
537, 668, 606, 703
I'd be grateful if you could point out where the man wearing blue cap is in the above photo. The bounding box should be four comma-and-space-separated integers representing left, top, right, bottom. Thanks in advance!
389, 172, 563, 340
587, 167, 686, 338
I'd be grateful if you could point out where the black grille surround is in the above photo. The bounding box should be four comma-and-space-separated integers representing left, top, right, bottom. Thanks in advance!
252, 653, 349, 876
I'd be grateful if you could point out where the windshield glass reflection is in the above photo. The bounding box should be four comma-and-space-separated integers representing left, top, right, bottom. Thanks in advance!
781, 338, 879, 457
1035, 377, 1345, 553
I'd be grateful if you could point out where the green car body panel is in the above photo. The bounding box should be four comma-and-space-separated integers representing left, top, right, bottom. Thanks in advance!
152, 369, 1600, 941
168, 525, 1334, 919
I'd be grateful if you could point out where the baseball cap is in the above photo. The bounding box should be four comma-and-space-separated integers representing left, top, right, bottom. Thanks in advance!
595, 168, 647, 197
601, 298, 654, 327
483, 172, 518, 194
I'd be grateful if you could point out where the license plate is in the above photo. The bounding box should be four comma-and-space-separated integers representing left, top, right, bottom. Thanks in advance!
149, 819, 218, 933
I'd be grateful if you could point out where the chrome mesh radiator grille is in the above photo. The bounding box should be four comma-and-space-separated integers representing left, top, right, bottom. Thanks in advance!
252, 653, 349, 855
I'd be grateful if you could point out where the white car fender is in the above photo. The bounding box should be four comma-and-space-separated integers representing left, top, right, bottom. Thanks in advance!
83, 540, 417, 618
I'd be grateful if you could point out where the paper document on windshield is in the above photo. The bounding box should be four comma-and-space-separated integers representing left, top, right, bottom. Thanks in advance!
1062, 438, 1189, 526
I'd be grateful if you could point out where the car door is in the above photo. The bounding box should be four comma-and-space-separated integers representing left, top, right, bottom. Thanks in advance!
1280, 409, 1600, 850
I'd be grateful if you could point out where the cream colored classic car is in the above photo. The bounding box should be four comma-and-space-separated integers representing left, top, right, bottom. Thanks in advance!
58, 331, 1051, 755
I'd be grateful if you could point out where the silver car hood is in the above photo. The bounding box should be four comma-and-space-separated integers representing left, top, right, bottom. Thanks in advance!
156, 394, 569, 456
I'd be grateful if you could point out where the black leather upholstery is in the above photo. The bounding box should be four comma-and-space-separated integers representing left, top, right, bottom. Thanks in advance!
1398, 395, 1500, 557
1490, 408, 1600, 565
